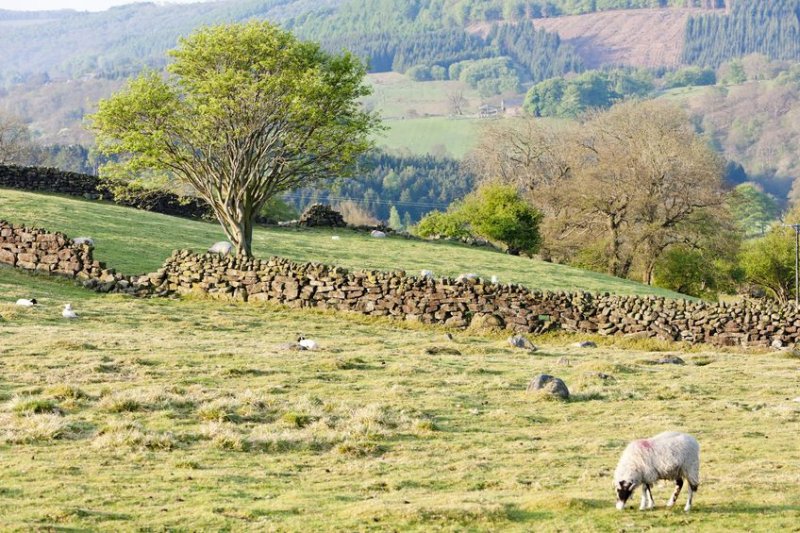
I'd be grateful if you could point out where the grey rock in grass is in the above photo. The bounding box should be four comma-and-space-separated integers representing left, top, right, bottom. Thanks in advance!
526, 374, 570, 400
468, 313, 505, 332
573, 341, 597, 349
509, 335, 537, 351
656, 355, 685, 365
771, 339, 784, 349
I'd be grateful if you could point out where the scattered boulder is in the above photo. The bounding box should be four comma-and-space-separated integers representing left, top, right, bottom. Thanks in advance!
73, 236, 94, 247
208, 241, 233, 255
468, 313, 504, 332
771, 339, 784, 349
656, 355, 685, 365
370, 230, 387, 238
299, 204, 346, 228
508, 335, 537, 351
573, 341, 597, 349
425, 346, 462, 356
526, 374, 570, 400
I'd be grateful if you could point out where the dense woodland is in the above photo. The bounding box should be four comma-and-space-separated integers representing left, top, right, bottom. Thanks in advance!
683, 0, 800, 66
286, 152, 475, 223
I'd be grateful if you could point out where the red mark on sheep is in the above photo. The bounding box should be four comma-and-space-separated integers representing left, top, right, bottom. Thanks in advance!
638, 439, 653, 449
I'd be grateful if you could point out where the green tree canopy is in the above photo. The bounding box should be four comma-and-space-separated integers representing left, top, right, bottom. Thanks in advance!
91, 21, 379, 257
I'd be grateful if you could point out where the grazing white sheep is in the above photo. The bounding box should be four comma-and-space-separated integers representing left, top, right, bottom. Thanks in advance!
490, 275, 499, 284
331, 235, 341, 241
73, 237, 94, 246
420, 269, 434, 279
15, 298, 37, 307
62, 303, 79, 319
297, 336, 318, 350
456, 273, 478, 282
370, 230, 386, 238
614, 431, 700, 512
208, 241, 233, 255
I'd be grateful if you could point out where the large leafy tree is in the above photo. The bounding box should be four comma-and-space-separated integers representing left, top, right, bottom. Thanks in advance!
91, 21, 379, 257
470, 100, 726, 283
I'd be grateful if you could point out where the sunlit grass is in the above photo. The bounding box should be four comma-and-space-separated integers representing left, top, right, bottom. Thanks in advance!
0, 188, 684, 298
0, 271, 798, 530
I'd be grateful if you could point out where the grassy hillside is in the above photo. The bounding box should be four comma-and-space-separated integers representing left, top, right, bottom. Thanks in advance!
379, 117, 483, 157
0, 188, 685, 298
1, 267, 798, 530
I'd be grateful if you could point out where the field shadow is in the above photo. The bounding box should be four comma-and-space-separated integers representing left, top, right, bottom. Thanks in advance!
699, 503, 800, 514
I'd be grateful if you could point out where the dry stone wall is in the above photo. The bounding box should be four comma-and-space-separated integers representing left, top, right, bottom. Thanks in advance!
3, 219, 799, 348
134, 250, 800, 348
0, 165, 212, 220
0, 220, 135, 293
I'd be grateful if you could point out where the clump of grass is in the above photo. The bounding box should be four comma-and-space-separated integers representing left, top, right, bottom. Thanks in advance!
98, 396, 142, 413
46, 385, 88, 401
98, 387, 194, 413
197, 399, 241, 423
93, 420, 176, 451
10, 397, 63, 415
0, 413, 73, 444
281, 411, 313, 428
200, 422, 247, 451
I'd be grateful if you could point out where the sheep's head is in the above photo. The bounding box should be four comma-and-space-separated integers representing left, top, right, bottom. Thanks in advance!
615, 480, 636, 510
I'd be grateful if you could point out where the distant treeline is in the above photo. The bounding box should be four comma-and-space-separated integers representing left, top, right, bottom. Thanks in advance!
31, 145, 474, 224
683, 0, 800, 66
285, 152, 475, 223
292, 5, 584, 83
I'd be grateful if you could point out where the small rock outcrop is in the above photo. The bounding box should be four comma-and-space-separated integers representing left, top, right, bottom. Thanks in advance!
526, 374, 570, 400
299, 204, 346, 228
509, 335, 537, 351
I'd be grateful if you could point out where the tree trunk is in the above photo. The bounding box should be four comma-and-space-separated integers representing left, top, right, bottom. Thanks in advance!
212, 203, 256, 258
229, 217, 254, 258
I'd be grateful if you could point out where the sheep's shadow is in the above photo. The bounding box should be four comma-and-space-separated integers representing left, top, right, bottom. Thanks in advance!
697, 503, 800, 514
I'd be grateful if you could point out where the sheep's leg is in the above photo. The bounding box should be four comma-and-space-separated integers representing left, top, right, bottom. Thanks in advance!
667, 478, 683, 507
640, 485, 653, 510
684, 483, 697, 512
646, 485, 655, 509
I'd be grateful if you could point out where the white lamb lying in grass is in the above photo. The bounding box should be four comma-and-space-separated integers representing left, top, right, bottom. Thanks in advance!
208, 241, 233, 255
62, 303, 79, 319
15, 298, 37, 307
614, 431, 700, 512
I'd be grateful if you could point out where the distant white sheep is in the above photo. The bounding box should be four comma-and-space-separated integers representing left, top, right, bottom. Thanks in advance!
73, 237, 94, 247
15, 298, 37, 307
370, 230, 386, 238
331, 235, 341, 241
490, 275, 499, 284
208, 241, 233, 255
614, 431, 700, 512
456, 273, 478, 282
420, 269, 434, 279
62, 303, 79, 319
297, 336, 318, 350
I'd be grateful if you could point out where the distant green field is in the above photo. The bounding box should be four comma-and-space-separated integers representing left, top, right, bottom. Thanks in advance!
0, 188, 684, 298
377, 116, 484, 157
364, 72, 483, 119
